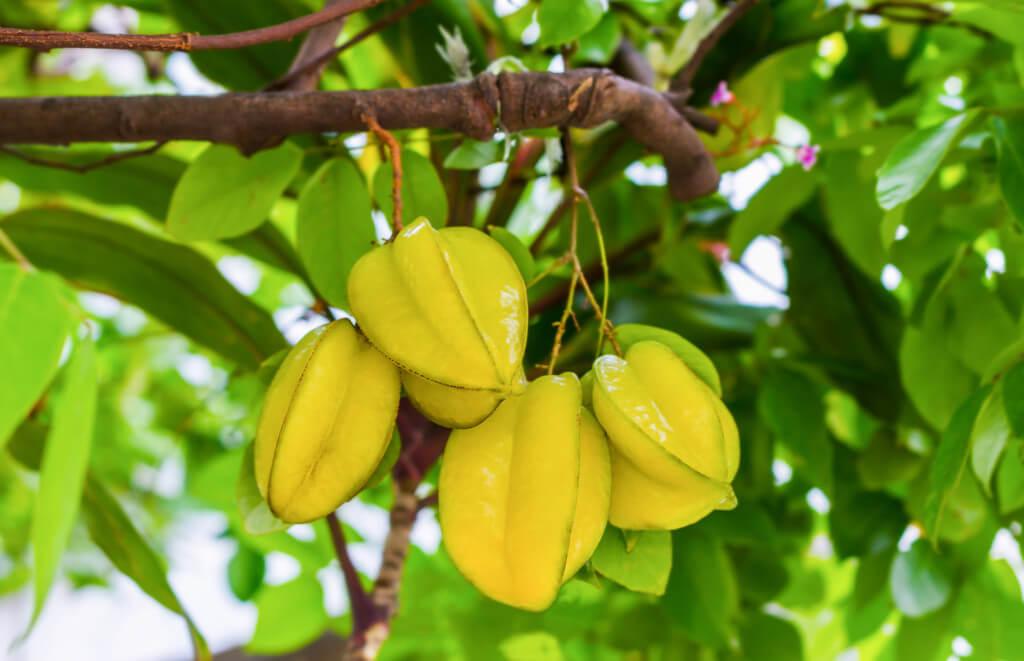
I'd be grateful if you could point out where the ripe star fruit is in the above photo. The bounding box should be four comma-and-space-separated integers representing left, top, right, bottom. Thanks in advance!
439, 373, 611, 611
255, 319, 400, 523
347, 218, 528, 428
591, 340, 739, 530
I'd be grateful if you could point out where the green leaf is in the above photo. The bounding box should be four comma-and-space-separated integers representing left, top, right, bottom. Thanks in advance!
661, 527, 737, 648
876, 110, 981, 210
167, 143, 302, 241
487, 226, 536, 281
824, 151, 886, 277
738, 613, 804, 661
889, 540, 954, 618
612, 323, 721, 395
728, 166, 817, 256
537, 0, 606, 48
227, 543, 266, 602
574, 12, 621, 64
590, 527, 672, 595
296, 157, 377, 309
499, 632, 564, 661
1002, 361, 1024, 437
992, 117, 1024, 226
82, 477, 210, 660
26, 337, 96, 633
373, 149, 448, 228
237, 443, 287, 536
971, 382, 1014, 493
900, 325, 977, 429
2, 209, 286, 368
0, 264, 74, 447
444, 140, 504, 170
247, 574, 328, 655
758, 368, 833, 492
922, 387, 990, 540
996, 441, 1024, 514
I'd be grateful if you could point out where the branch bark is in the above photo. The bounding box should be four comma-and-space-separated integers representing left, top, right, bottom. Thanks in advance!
670, 0, 760, 92
0, 0, 385, 52
274, 0, 352, 92
0, 69, 718, 201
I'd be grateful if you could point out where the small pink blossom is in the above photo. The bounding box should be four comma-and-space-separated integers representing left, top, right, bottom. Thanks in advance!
710, 81, 735, 107
795, 144, 820, 171
699, 240, 730, 264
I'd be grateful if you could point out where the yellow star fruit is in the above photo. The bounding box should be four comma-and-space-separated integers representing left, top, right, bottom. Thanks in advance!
591, 340, 739, 530
255, 320, 400, 523
347, 218, 528, 428
439, 374, 611, 611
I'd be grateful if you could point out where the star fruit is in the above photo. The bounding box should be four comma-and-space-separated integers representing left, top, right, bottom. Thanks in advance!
347, 218, 528, 428
591, 340, 739, 530
255, 319, 400, 523
439, 373, 611, 610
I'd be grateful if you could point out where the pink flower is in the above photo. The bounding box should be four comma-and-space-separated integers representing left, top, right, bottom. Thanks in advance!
795, 144, 820, 171
710, 81, 735, 107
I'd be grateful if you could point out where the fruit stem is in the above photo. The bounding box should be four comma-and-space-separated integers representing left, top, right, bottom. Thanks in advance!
0, 228, 35, 272
362, 112, 404, 234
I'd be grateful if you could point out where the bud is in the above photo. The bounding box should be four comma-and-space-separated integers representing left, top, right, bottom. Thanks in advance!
255, 320, 400, 523
348, 218, 528, 428
440, 374, 610, 611
591, 341, 739, 530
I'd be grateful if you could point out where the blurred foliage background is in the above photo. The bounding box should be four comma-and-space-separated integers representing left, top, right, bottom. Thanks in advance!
1, 0, 1024, 659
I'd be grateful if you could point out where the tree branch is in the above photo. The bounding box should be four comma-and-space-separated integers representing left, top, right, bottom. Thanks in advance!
0, 69, 719, 201
274, 0, 352, 93
0, 142, 164, 173
268, 0, 431, 92
671, 0, 760, 92
0, 0, 385, 52
343, 400, 448, 661
326, 513, 375, 632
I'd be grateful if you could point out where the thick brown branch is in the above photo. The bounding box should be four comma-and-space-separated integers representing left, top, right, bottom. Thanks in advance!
671, 0, 760, 92
0, 0, 384, 52
0, 70, 719, 201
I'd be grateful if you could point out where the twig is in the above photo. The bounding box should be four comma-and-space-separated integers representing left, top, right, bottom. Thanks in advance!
671, 0, 760, 92
855, 2, 994, 39
0, 142, 165, 173
0, 228, 34, 272
271, 0, 352, 93
269, 0, 431, 91
0, 0, 386, 52
362, 113, 404, 232
326, 513, 375, 631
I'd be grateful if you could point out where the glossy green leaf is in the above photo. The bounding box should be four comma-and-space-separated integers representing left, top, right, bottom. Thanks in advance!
876, 111, 981, 210
662, 528, 737, 648
2, 209, 286, 368
993, 117, 1024, 226
167, 143, 302, 241
499, 632, 564, 661
296, 157, 377, 309
590, 528, 671, 596
82, 477, 210, 660
444, 140, 504, 170
373, 149, 448, 228
1002, 361, 1024, 437
900, 325, 977, 429
824, 151, 885, 277
0, 264, 74, 447
922, 387, 990, 540
612, 323, 721, 395
996, 441, 1024, 514
729, 166, 817, 256
738, 612, 804, 661
971, 382, 1014, 493
26, 337, 96, 633
247, 574, 328, 655
537, 0, 606, 47
227, 543, 266, 602
487, 226, 536, 281
889, 540, 954, 618
758, 368, 832, 492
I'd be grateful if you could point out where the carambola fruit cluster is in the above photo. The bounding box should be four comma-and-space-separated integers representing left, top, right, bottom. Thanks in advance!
255, 218, 739, 611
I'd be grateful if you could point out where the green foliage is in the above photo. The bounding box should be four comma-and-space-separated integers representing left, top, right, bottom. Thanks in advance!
2, 1, 1024, 659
